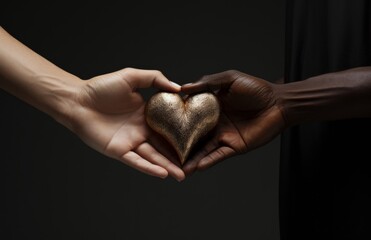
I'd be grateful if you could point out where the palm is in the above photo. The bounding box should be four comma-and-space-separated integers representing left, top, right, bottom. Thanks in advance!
71, 68, 184, 180
76, 74, 148, 157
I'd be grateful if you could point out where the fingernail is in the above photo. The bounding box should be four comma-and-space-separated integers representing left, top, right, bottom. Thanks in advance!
182, 83, 193, 86
171, 81, 181, 88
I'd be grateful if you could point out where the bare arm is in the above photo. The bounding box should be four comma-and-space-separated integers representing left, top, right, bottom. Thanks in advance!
0, 27, 185, 181
181, 67, 371, 173
0, 27, 81, 128
276, 67, 371, 125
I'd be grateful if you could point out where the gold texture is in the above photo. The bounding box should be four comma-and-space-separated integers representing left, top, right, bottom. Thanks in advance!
145, 92, 220, 165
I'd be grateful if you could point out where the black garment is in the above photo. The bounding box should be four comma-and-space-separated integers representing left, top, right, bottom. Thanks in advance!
281, 1, 371, 239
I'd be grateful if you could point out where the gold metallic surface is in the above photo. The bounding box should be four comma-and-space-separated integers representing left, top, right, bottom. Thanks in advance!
145, 92, 220, 165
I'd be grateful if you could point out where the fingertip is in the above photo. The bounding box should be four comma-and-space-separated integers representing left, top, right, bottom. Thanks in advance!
121, 150, 171, 179
144, 165, 168, 179
176, 172, 186, 182
158, 81, 181, 93
182, 162, 197, 176
178, 168, 186, 180
167, 164, 186, 182
142, 161, 168, 179
153, 71, 180, 92
170, 81, 181, 91
167, 165, 185, 182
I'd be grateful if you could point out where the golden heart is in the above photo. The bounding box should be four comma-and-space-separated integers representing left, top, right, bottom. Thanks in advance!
145, 92, 220, 165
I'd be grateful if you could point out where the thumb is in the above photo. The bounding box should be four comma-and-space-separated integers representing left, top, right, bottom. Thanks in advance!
122, 68, 181, 92
182, 70, 240, 94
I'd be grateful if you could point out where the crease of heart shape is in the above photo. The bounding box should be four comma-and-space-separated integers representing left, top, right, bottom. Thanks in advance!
145, 92, 220, 165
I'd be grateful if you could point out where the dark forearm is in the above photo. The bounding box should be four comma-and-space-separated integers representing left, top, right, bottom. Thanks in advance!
275, 67, 371, 126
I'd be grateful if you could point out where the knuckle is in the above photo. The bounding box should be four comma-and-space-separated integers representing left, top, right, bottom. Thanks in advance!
123, 67, 134, 72
225, 69, 241, 78
121, 67, 134, 76
204, 154, 216, 163
153, 70, 163, 76
215, 148, 226, 157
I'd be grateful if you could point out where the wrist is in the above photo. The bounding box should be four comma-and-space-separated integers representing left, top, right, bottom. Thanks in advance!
39, 73, 85, 131
274, 82, 306, 127
273, 79, 334, 127
271, 83, 293, 127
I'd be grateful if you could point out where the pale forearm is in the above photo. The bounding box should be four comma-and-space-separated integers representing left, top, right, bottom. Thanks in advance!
0, 27, 82, 128
276, 67, 371, 126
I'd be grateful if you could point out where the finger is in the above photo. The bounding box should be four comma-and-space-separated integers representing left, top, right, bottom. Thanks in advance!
183, 138, 220, 175
121, 151, 168, 179
148, 133, 180, 167
197, 146, 235, 170
182, 157, 200, 176
135, 143, 185, 182
181, 70, 241, 94
122, 68, 181, 92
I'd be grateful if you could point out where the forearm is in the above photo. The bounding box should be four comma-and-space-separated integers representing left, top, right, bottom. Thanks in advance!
0, 27, 82, 128
275, 67, 371, 126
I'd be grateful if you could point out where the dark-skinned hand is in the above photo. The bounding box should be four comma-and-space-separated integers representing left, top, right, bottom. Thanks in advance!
181, 70, 285, 175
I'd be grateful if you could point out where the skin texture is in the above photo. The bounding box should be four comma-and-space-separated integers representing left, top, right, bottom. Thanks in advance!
2, 25, 371, 180
0, 27, 185, 181
182, 68, 371, 175
182, 70, 285, 174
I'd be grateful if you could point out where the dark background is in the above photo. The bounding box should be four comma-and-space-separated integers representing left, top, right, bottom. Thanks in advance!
0, 1, 285, 239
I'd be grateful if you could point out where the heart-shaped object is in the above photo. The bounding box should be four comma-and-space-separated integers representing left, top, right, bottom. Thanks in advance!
145, 92, 220, 165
